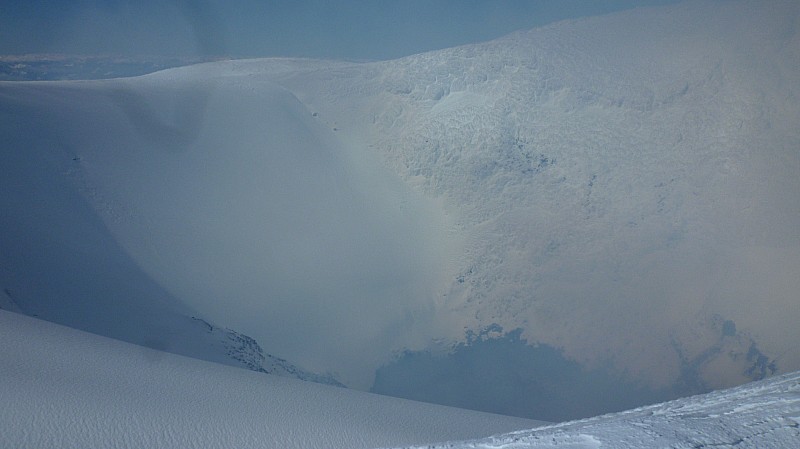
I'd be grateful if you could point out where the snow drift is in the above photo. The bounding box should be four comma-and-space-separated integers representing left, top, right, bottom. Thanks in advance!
0, 72, 450, 387
1, 309, 797, 448
0, 310, 542, 449
1, 0, 799, 418
394, 369, 800, 448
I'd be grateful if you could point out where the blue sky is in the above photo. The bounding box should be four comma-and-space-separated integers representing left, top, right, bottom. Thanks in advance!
1, 0, 682, 60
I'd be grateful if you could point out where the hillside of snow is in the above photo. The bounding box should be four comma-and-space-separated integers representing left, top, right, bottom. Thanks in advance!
0, 310, 542, 449
275, 0, 800, 388
1, 0, 799, 420
2, 307, 798, 448
392, 369, 800, 449
250, 0, 800, 411
0, 75, 341, 382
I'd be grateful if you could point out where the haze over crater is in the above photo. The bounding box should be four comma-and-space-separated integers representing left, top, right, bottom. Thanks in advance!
1, 0, 798, 420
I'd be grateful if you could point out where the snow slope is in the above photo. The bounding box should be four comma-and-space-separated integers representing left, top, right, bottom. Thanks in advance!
2, 308, 797, 449
393, 370, 800, 449
0, 310, 542, 449
0, 79, 338, 382
239, 0, 800, 397
0, 72, 450, 388
1, 0, 799, 417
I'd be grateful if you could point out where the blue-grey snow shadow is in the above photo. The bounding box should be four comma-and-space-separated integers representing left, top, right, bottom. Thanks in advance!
109, 84, 209, 151
0, 84, 241, 368
372, 325, 777, 422
0, 79, 449, 387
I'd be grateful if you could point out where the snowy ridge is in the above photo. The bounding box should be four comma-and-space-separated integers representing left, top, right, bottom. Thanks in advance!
0, 72, 450, 388
0, 310, 542, 449
0, 76, 340, 383
5, 306, 797, 449
248, 0, 800, 394
191, 316, 343, 386
1, 0, 798, 419
392, 370, 800, 448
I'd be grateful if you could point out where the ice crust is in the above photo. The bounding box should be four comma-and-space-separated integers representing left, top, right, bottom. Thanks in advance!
394, 370, 800, 448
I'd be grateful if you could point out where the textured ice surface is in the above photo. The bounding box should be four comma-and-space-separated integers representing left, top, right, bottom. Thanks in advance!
393, 370, 800, 448
0, 310, 542, 449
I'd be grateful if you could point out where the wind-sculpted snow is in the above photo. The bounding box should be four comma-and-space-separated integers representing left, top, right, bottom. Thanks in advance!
189, 316, 343, 386
244, 0, 800, 404
0, 72, 451, 388
0, 310, 542, 449
392, 370, 800, 449
0, 79, 359, 383
1, 0, 799, 419
367, 2, 800, 395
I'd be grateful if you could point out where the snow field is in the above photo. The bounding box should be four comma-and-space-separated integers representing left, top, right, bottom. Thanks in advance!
0, 310, 543, 449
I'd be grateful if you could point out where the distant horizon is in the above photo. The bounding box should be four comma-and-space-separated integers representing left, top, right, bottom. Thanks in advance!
1, 0, 684, 61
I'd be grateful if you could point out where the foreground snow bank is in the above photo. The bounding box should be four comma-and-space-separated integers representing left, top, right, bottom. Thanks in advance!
393, 370, 800, 448
0, 310, 542, 449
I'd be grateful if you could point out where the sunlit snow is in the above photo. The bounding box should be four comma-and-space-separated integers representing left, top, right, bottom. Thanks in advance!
392, 371, 800, 448
0, 310, 542, 449
0, 0, 798, 438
